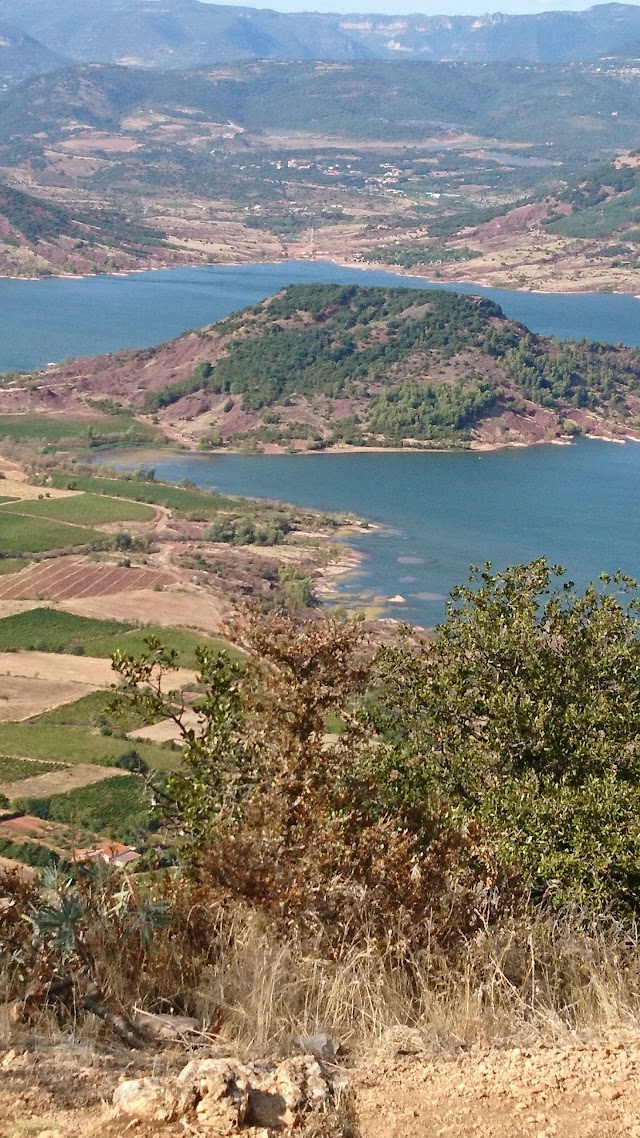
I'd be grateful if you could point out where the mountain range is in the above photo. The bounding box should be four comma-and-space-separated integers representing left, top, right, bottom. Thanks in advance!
2, 0, 640, 78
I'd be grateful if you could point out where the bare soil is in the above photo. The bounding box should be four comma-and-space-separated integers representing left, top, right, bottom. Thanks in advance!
59, 588, 229, 634
127, 709, 200, 745
0, 558, 177, 602
0, 763, 126, 801
1, 1037, 640, 1138
0, 652, 197, 691
0, 675, 99, 723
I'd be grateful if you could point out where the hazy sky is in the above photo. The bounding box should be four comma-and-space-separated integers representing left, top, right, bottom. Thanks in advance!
200, 0, 640, 13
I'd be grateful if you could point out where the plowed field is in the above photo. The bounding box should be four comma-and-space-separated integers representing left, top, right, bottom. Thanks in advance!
0, 557, 176, 601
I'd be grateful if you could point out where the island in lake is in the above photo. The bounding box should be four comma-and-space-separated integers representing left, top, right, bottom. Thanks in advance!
3, 283, 640, 452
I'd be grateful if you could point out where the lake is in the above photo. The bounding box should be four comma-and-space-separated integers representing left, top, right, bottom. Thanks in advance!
4, 260, 640, 373
3, 259, 640, 624
107, 439, 640, 627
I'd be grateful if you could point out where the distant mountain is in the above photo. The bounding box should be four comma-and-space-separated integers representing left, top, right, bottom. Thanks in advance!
0, 20, 65, 85
2, 0, 640, 68
3, 60, 640, 160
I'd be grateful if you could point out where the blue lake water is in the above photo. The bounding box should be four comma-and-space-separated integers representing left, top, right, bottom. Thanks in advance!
112, 439, 640, 627
2, 259, 640, 624
3, 260, 640, 373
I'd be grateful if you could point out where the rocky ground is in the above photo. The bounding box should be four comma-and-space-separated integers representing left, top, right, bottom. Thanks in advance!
2, 1032, 640, 1138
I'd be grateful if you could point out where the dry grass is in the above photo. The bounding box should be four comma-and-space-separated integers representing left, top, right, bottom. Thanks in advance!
4, 890, 640, 1103
78, 903, 640, 1058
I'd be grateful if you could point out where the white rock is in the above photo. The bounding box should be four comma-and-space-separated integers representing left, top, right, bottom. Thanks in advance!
112, 1076, 182, 1122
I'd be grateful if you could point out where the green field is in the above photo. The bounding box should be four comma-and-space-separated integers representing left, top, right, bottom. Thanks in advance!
0, 607, 232, 667
34, 688, 154, 733
13, 774, 150, 844
0, 514, 100, 554
0, 496, 17, 504
0, 414, 157, 445
49, 472, 235, 515
0, 608, 134, 651
0, 558, 27, 575
87, 625, 233, 669
0, 493, 155, 525
0, 722, 179, 771
0, 755, 62, 783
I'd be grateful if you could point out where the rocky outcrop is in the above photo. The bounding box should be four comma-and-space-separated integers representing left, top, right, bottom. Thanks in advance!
112, 1052, 348, 1132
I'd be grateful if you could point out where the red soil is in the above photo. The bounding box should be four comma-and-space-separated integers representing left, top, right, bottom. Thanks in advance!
0, 558, 176, 601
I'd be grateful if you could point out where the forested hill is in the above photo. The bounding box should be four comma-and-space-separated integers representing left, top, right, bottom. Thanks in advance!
26, 284, 640, 451
0, 181, 183, 276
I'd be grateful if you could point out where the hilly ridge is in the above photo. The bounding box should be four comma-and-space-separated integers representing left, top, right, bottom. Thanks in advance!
6, 284, 640, 451
3, 59, 640, 155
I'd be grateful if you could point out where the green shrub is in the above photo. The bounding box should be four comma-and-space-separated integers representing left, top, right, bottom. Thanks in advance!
370, 559, 640, 915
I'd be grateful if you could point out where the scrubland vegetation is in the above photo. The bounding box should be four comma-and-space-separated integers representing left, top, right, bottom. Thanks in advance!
5, 558, 640, 1054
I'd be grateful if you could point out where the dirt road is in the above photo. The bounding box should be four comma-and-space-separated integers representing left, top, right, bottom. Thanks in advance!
1, 1037, 640, 1137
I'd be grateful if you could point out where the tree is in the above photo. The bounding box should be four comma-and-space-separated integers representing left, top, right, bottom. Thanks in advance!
369, 559, 640, 913
111, 614, 483, 946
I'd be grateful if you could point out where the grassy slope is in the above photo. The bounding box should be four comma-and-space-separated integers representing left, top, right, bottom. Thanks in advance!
0, 514, 99, 553
0, 492, 155, 524
0, 413, 157, 444
49, 473, 236, 514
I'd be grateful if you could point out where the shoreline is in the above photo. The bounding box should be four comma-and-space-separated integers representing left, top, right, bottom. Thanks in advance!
4, 251, 640, 300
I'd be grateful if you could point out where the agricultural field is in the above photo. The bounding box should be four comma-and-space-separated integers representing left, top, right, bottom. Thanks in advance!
0, 721, 179, 770
0, 514, 99, 553
0, 492, 155, 525
49, 471, 235, 514
0, 607, 133, 651
0, 413, 157, 446
0, 755, 59, 782
0, 674, 102, 722
0, 606, 229, 666
0, 559, 27, 575
14, 775, 150, 844
34, 688, 154, 733
0, 558, 177, 600
0, 762, 123, 801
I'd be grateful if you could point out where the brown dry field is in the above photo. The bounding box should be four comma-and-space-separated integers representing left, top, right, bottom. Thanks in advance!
0, 478, 74, 501
0, 651, 197, 691
128, 708, 200, 745
0, 763, 126, 801
1, 1037, 640, 1138
0, 855, 36, 881
60, 588, 229, 634
0, 675, 98, 722
58, 134, 141, 152
0, 558, 177, 601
